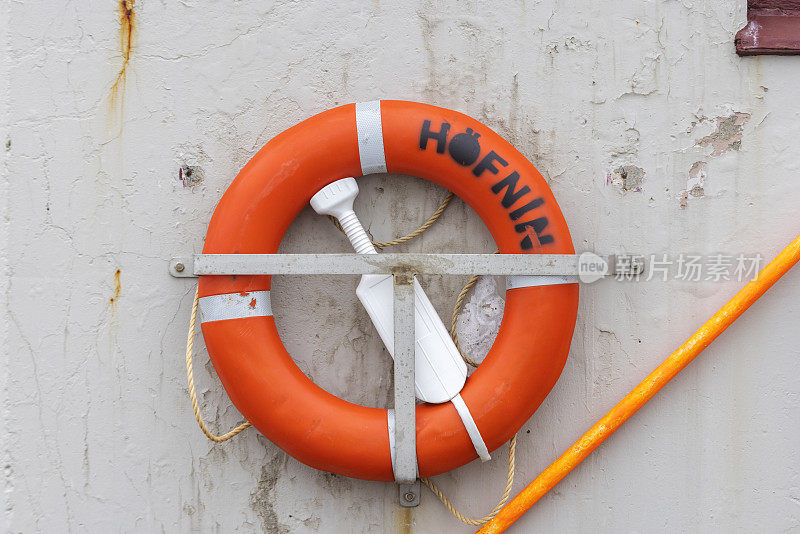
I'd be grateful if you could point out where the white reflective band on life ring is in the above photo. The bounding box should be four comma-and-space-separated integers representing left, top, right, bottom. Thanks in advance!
506, 274, 578, 290
387, 396, 491, 470
387, 408, 396, 473
451, 393, 491, 462
355, 100, 387, 175
199, 291, 272, 323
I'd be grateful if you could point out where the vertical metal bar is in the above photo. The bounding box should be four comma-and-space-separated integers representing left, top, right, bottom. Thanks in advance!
393, 273, 418, 504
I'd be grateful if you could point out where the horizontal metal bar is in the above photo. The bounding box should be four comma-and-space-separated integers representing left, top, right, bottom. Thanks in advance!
169, 253, 644, 277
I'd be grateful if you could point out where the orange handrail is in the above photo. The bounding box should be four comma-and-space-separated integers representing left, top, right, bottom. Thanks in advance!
478, 234, 800, 534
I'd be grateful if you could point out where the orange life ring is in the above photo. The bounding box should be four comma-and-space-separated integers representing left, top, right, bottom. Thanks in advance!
198, 101, 578, 481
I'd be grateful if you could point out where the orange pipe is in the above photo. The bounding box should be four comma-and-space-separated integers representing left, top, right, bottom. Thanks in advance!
478, 233, 800, 534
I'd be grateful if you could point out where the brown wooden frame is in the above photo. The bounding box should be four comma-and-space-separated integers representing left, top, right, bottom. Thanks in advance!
736, 1, 800, 55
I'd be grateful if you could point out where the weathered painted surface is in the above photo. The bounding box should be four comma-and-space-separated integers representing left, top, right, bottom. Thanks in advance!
3, 1, 800, 532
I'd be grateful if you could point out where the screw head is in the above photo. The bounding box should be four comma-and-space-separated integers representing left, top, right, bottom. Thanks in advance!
175, 262, 185, 273
403, 491, 415, 503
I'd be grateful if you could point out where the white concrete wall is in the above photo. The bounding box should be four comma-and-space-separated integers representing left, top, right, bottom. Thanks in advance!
4, 1, 800, 532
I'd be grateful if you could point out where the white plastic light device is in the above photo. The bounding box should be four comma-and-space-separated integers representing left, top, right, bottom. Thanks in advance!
310, 177, 468, 404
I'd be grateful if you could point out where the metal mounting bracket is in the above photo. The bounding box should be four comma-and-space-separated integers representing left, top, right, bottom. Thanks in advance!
169, 253, 644, 278
170, 251, 644, 506
398, 480, 421, 508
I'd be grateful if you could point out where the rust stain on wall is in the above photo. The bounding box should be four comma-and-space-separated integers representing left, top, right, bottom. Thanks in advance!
395, 507, 414, 534
108, 1, 135, 111
109, 268, 121, 306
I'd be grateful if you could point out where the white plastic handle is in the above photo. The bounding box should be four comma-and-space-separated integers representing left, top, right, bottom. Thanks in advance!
310, 178, 468, 403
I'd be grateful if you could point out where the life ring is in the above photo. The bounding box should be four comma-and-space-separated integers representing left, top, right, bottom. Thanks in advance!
198, 101, 579, 481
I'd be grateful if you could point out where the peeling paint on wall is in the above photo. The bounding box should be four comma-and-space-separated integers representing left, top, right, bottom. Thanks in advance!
696, 112, 751, 157
677, 111, 750, 208
680, 161, 708, 209
626, 51, 659, 97
250, 454, 290, 534
179, 165, 205, 188
607, 165, 646, 192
